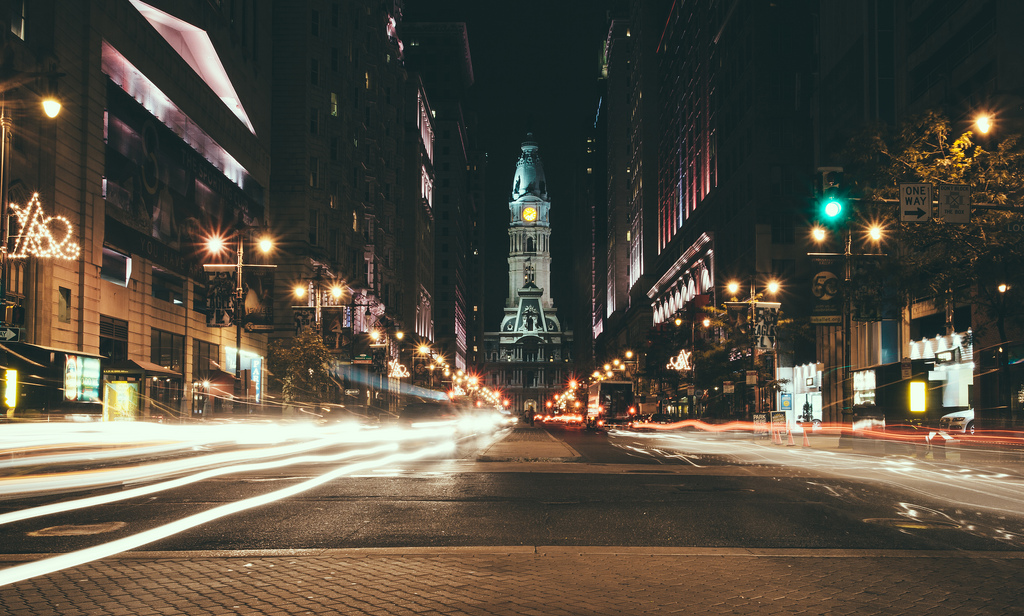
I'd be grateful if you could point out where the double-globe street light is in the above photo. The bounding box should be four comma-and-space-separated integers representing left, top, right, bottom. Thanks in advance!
203, 227, 275, 411
725, 277, 781, 419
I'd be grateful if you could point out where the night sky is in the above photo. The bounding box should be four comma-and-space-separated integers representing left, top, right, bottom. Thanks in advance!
403, 1, 610, 331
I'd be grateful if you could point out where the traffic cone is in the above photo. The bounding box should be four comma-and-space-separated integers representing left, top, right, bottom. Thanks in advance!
787, 428, 796, 446
802, 427, 811, 448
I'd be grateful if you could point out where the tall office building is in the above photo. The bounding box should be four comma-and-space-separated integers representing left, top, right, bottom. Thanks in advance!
402, 22, 480, 372
0, 0, 273, 418
272, 1, 435, 415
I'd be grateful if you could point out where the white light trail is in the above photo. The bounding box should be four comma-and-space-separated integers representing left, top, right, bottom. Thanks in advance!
0, 441, 454, 588
0, 423, 437, 496
617, 430, 1024, 517
0, 442, 396, 526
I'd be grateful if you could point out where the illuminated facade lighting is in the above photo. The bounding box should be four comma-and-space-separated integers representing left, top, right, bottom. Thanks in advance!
8, 193, 81, 260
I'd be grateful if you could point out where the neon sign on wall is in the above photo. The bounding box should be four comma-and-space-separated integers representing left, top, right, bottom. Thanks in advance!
666, 349, 692, 371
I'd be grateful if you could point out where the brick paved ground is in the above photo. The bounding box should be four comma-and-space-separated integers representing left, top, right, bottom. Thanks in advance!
2, 547, 1023, 615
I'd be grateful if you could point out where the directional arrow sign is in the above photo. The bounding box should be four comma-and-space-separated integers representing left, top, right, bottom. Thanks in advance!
0, 328, 19, 342
900, 183, 932, 222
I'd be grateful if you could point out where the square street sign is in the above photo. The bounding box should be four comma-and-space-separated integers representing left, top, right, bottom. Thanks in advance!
900, 183, 932, 222
937, 184, 971, 223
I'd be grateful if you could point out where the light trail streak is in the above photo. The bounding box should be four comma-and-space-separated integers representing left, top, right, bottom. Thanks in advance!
616, 430, 1024, 518
0, 440, 454, 588
0, 424, 449, 496
0, 442, 400, 526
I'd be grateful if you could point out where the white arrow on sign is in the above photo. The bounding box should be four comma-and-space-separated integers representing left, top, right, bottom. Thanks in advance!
0, 328, 17, 341
900, 183, 933, 222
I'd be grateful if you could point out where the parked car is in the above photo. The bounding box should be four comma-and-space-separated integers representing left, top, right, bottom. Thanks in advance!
938, 409, 975, 435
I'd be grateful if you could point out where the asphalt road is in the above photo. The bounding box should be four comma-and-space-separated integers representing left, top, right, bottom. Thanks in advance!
3, 423, 1024, 559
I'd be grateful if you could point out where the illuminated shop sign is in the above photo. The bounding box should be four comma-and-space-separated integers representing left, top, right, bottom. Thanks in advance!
64, 354, 101, 402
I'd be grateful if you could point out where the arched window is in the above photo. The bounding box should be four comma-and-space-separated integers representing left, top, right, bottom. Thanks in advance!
526, 236, 535, 252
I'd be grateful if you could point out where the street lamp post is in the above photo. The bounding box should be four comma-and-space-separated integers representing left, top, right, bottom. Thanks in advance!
204, 227, 274, 412
809, 221, 884, 434
726, 277, 781, 419
0, 67, 63, 316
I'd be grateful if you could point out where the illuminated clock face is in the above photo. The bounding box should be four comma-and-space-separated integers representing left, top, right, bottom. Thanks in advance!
522, 207, 538, 222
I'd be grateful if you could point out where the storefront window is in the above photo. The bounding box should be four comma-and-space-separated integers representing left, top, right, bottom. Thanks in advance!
151, 329, 184, 373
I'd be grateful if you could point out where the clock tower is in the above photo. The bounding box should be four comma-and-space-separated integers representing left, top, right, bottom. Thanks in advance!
484, 134, 572, 419
505, 134, 554, 313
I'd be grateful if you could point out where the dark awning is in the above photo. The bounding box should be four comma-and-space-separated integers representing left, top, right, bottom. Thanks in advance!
103, 359, 182, 378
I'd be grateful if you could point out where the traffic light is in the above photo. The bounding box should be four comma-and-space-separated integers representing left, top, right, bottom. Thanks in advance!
821, 191, 844, 221
817, 167, 845, 225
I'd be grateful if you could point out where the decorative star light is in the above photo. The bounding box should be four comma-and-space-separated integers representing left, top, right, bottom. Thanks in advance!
666, 349, 692, 372
8, 193, 81, 260
388, 359, 410, 378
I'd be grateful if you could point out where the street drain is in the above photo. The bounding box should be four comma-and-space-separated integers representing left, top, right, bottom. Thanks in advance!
27, 521, 127, 537
863, 518, 961, 530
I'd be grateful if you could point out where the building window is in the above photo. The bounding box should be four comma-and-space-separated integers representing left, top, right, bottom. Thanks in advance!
331, 47, 339, 71
9, 0, 25, 40
193, 339, 219, 381
152, 267, 184, 305
310, 58, 320, 86
309, 210, 320, 245
310, 107, 319, 135
331, 3, 339, 27
193, 283, 208, 312
330, 92, 338, 116
101, 247, 131, 286
151, 329, 184, 373
330, 137, 339, 161
58, 287, 71, 323
771, 212, 795, 244
100, 315, 129, 361
309, 156, 320, 187
311, 9, 319, 36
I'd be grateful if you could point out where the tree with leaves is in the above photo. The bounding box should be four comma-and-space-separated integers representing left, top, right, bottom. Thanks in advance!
266, 329, 336, 411
842, 111, 1024, 343
642, 301, 809, 421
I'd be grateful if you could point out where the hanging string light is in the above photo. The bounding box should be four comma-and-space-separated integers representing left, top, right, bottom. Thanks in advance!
8, 193, 81, 260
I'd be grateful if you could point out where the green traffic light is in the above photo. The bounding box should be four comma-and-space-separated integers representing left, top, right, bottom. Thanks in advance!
824, 198, 842, 218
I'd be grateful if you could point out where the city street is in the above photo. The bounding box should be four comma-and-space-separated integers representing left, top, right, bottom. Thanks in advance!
2, 422, 1024, 614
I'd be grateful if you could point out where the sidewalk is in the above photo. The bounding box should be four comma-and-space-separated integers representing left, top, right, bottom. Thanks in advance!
2, 547, 1022, 615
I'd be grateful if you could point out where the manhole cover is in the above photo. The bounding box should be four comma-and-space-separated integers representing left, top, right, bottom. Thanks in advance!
863, 518, 961, 530
28, 521, 127, 537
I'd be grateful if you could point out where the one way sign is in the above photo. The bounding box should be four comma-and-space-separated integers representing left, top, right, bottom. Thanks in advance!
900, 183, 932, 222
0, 328, 19, 342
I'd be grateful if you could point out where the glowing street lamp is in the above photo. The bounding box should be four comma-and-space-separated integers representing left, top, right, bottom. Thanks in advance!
203, 229, 275, 409
975, 114, 992, 135
1, 72, 65, 311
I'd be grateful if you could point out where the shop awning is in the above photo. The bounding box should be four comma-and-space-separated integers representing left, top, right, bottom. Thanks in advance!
103, 359, 182, 378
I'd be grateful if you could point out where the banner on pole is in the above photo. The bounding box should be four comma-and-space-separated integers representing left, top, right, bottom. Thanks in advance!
753, 302, 780, 350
